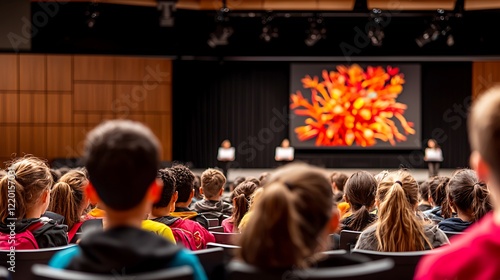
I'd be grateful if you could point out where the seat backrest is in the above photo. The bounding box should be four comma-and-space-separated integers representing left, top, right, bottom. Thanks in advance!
80, 219, 103, 232
211, 232, 240, 245
32, 264, 194, 280
443, 231, 464, 242
0, 266, 8, 280
208, 226, 224, 233
339, 230, 362, 252
206, 242, 239, 262
207, 219, 219, 228
0, 244, 77, 280
226, 258, 394, 280
351, 249, 435, 280
192, 247, 224, 278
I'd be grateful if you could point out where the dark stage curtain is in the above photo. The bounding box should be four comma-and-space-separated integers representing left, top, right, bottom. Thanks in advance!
173, 61, 471, 169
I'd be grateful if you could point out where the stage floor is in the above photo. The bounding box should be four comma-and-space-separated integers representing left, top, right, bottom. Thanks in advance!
192, 168, 456, 183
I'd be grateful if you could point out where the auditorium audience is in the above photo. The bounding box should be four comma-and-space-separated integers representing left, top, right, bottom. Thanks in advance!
238, 187, 264, 232
194, 168, 233, 216
340, 171, 377, 232
0, 157, 68, 249
150, 168, 215, 250
222, 181, 258, 233
437, 169, 491, 233
169, 165, 209, 229
423, 176, 451, 223
48, 120, 206, 280
418, 180, 432, 212
48, 169, 91, 241
415, 86, 500, 280
239, 163, 340, 269
355, 170, 449, 251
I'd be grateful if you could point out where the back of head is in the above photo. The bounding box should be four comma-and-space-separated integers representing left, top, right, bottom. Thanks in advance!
170, 164, 195, 203
49, 169, 88, 229
419, 181, 430, 202
427, 176, 451, 217
469, 86, 500, 177
231, 181, 258, 230
201, 168, 226, 199
0, 157, 52, 222
330, 172, 348, 192
83, 120, 160, 211
239, 163, 333, 269
258, 172, 270, 186
375, 170, 432, 252
343, 171, 377, 231
447, 169, 492, 222
154, 168, 177, 208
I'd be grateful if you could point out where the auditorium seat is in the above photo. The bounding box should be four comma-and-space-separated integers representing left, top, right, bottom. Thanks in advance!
339, 230, 362, 252
207, 219, 219, 228
192, 247, 224, 279
208, 226, 224, 233
443, 231, 464, 242
211, 232, 240, 245
31, 264, 193, 280
206, 242, 239, 262
226, 258, 394, 280
0, 244, 77, 280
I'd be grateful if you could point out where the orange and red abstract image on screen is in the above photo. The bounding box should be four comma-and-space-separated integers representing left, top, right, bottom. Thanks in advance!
290, 64, 415, 147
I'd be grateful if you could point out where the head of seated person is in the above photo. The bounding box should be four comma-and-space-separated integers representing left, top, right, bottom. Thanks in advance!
238, 163, 340, 269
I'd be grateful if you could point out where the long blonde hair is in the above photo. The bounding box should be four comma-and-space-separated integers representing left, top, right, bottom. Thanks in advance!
239, 163, 333, 269
375, 170, 432, 252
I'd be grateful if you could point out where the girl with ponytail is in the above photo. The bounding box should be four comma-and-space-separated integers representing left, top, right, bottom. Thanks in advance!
239, 163, 340, 269
340, 171, 377, 231
438, 169, 492, 233
0, 157, 68, 249
222, 181, 258, 233
49, 169, 90, 235
355, 170, 449, 252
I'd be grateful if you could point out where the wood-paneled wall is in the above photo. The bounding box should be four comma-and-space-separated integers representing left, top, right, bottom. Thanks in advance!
472, 62, 500, 99
0, 54, 172, 165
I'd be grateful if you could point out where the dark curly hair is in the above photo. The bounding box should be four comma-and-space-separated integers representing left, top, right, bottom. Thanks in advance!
170, 164, 195, 203
154, 168, 176, 208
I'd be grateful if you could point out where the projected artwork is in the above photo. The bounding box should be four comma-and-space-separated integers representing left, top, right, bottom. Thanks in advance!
290, 64, 421, 149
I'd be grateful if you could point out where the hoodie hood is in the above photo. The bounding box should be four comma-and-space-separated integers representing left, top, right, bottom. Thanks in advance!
438, 218, 472, 233
68, 226, 180, 274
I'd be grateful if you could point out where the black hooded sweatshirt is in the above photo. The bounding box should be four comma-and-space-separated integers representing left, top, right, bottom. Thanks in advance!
0, 217, 68, 248
438, 217, 472, 233
66, 226, 180, 274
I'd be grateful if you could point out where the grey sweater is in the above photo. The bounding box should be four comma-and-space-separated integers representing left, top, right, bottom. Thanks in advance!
354, 223, 450, 251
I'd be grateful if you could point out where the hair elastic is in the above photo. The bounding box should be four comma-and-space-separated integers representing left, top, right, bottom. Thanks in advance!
395, 180, 403, 186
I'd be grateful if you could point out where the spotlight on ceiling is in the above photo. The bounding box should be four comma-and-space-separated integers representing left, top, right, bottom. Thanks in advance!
368, 8, 385, 47
305, 14, 327, 47
260, 12, 279, 43
207, 6, 233, 48
416, 9, 453, 48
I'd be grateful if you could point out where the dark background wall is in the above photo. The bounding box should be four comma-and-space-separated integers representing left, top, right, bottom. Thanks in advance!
173, 61, 472, 169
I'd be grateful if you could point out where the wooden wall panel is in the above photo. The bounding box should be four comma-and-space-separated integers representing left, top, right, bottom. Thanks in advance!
115, 57, 171, 83
115, 84, 170, 112
368, 0, 455, 10
472, 62, 500, 100
0, 54, 18, 91
74, 56, 115, 81
74, 83, 114, 111
0, 92, 19, 123
19, 93, 47, 124
20, 54, 46, 91
47, 55, 72, 91
47, 93, 72, 124
0, 126, 18, 158
19, 126, 46, 157
46, 126, 73, 158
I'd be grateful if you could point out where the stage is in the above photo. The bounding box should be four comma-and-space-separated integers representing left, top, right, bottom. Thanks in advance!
192, 168, 457, 183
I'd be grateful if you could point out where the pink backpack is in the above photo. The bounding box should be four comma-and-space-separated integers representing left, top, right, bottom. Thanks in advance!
0, 223, 42, 250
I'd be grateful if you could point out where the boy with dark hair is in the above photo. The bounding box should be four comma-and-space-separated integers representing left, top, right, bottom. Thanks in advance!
415, 87, 500, 280
151, 168, 214, 250
194, 168, 233, 216
49, 120, 206, 280
330, 172, 348, 202
169, 165, 210, 229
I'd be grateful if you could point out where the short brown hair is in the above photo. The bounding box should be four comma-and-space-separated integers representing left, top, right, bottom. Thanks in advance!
469, 86, 500, 175
330, 172, 348, 191
200, 168, 226, 198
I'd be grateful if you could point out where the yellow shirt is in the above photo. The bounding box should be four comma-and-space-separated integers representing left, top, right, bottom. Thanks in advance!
338, 202, 351, 219
141, 220, 176, 244
238, 211, 252, 232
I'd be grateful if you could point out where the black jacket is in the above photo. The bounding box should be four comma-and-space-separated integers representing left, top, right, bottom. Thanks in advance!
0, 217, 68, 248
438, 218, 472, 233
